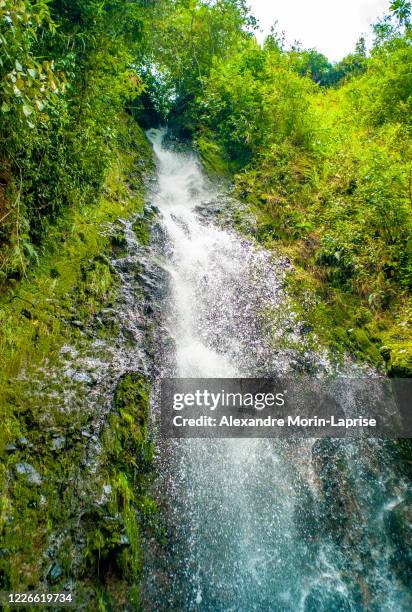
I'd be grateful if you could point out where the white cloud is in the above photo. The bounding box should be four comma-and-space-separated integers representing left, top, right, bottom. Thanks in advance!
248, 0, 390, 61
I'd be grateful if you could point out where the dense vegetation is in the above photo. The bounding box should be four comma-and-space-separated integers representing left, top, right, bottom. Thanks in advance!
3, 1, 410, 374
0, 0, 411, 606
0, 0, 154, 279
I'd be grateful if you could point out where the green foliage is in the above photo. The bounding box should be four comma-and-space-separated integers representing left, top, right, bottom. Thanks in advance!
290, 49, 335, 86
0, 0, 149, 280
195, 133, 232, 176
197, 41, 316, 164
390, 0, 411, 25
145, 0, 255, 130
0, 0, 62, 125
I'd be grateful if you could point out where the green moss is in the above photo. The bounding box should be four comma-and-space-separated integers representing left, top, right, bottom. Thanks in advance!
0, 114, 156, 606
283, 265, 388, 368
132, 218, 151, 246
381, 307, 412, 377
386, 349, 412, 378
110, 223, 129, 258
195, 133, 232, 177
350, 328, 382, 366
78, 372, 155, 606
108, 372, 151, 465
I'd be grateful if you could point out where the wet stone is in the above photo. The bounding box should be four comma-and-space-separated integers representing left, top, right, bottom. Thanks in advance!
385, 496, 412, 585
47, 563, 63, 584
15, 462, 42, 485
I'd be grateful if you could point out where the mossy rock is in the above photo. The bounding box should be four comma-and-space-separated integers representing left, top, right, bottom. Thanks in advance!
79, 373, 153, 590
132, 217, 150, 246
386, 347, 412, 378
110, 225, 128, 258
113, 372, 149, 420
107, 372, 150, 468
81, 506, 136, 582
0, 115, 154, 607
195, 135, 231, 177
350, 327, 382, 366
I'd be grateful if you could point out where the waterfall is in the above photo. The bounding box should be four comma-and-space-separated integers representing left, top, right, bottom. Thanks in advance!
142, 129, 411, 612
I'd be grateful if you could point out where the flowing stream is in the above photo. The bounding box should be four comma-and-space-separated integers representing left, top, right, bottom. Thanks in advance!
141, 130, 411, 611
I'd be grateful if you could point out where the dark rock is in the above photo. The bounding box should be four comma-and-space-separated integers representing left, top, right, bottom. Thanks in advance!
385, 496, 412, 585
137, 272, 157, 290
300, 323, 313, 336
311, 439, 357, 543
143, 302, 155, 316
47, 562, 63, 584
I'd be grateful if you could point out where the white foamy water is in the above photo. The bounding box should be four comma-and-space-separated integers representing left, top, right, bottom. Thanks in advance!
142, 129, 412, 611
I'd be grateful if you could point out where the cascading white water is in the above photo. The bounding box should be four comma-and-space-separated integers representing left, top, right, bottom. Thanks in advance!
142, 129, 412, 611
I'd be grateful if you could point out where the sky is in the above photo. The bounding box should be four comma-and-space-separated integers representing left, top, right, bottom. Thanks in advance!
248, 0, 391, 62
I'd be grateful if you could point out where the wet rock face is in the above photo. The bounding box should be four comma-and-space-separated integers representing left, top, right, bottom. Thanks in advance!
311, 439, 357, 543
2, 202, 162, 602
137, 257, 170, 302
312, 438, 362, 548
385, 496, 412, 585
293, 478, 320, 543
